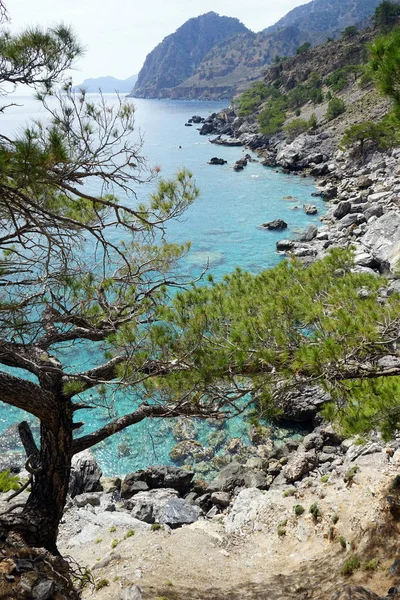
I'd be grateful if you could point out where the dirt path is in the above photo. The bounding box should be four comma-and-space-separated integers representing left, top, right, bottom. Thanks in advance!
60, 455, 400, 600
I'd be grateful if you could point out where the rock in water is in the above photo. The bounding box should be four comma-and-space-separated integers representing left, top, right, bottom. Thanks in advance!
261, 219, 288, 230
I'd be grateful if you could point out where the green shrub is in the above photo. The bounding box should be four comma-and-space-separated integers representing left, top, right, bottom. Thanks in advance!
341, 555, 361, 575
341, 118, 399, 157
277, 519, 287, 536
344, 465, 359, 483
111, 538, 119, 548
237, 82, 274, 116
95, 538, 102, 544
332, 513, 339, 524
95, 578, 109, 591
0, 470, 20, 493
363, 558, 379, 571
374, 1, 400, 31
296, 42, 311, 54
320, 474, 329, 483
283, 488, 296, 497
309, 503, 321, 520
326, 97, 346, 121
258, 100, 287, 135
109, 525, 116, 533
284, 118, 309, 141
293, 504, 305, 516
341, 25, 358, 38
124, 529, 135, 539
151, 523, 163, 531
340, 535, 347, 549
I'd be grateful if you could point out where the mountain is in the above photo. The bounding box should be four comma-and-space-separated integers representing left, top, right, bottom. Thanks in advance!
130, 0, 388, 101
130, 12, 249, 98
265, 0, 384, 39
74, 74, 138, 93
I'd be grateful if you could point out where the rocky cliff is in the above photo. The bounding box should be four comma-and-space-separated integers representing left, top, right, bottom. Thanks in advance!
130, 12, 248, 99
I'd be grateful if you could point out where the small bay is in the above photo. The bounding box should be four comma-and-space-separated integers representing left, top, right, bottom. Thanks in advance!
0, 95, 325, 476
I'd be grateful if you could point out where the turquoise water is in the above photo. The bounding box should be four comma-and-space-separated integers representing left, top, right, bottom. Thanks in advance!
0, 95, 323, 475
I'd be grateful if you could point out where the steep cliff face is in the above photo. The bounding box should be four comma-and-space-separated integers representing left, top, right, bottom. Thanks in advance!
130, 12, 248, 98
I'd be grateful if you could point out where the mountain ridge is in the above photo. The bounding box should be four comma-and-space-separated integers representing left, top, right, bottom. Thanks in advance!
73, 74, 137, 93
129, 0, 389, 100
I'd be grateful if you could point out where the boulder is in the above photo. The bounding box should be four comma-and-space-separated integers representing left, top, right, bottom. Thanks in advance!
310, 163, 329, 176
364, 204, 383, 221
333, 201, 351, 219
208, 157, 227, 165
355, 176, 373, 189
283, 448, 318, 483
159, 497, 202, 527
300, 225, 318, 242
276, 239, 295, 251
209, 461, 268, 493
361, 210, 400, 273
121, 466, 194, 499
303, 204, 318, 215
211, 491, 231, 507
69, 450, 102, 497
129, 489, 201, 526
261, 219, 287, 230
277, 385, 329, 422
129, 488, 178, 522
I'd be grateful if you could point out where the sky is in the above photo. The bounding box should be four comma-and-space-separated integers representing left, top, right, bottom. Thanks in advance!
8, 0, 310, 83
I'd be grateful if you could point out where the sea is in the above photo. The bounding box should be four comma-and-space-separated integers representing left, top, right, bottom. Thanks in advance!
0, 94, 326, 477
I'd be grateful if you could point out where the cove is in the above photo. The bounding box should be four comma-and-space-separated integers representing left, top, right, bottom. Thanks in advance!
0, 95, 326, 477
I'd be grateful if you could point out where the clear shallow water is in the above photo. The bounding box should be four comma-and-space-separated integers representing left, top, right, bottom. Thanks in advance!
0, 95, 323, 475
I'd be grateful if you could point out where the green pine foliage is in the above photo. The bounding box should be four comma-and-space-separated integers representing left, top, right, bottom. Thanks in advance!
154, 249, 400, 438
237, 81, 271, 116
341, 117, 399, 157
374, 1, 400, 31
368, 27, 400, 116
326, 96, 346, 120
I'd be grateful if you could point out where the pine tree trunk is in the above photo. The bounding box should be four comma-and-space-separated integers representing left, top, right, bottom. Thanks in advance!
22, 413, 73, 553
0, 399, 74, 554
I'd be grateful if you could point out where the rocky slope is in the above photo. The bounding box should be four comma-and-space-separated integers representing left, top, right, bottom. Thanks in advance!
265, 0, 385, 40
130, 12, 248, 99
